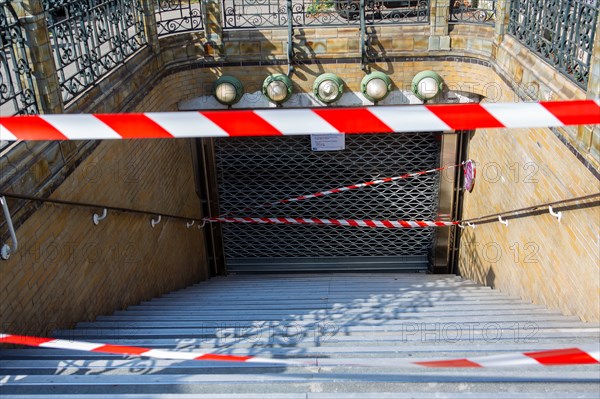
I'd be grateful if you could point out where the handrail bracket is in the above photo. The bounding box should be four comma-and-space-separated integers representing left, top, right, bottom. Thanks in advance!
0, 196, 18, 260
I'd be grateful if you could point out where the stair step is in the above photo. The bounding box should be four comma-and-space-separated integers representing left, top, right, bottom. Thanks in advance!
98, 308, 562, 321
2, 392, 598, 399
1, 359, 599, 375
75, 315, 587, 329
118, 303, 550, 313
1, 371, 599, 396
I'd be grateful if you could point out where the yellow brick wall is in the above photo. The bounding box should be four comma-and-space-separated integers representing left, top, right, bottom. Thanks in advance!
460, 124, 599, 322
0, 80, 208, 336
458, 73, 599, 322
171, 24, 486, 62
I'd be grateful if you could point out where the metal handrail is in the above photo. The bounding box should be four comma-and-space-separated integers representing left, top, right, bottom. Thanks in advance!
0, 191, 203, 230
460, 192, 600, 225
0, 196, 17, 260
0, 190, 597, 260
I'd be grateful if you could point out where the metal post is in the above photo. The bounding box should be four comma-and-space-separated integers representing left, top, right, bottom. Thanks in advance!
359, 0, 368, 71
286, 0, 294, 74
0, 196, 18, 260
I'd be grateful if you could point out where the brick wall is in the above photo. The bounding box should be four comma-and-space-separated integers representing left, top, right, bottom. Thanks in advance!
453, 64, 599, 322
453, 29, 599, 323
460, 124, 599, 322
0, 80, 207, 336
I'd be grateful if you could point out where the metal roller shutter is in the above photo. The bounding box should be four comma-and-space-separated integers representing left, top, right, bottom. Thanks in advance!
214, 133, 441, 272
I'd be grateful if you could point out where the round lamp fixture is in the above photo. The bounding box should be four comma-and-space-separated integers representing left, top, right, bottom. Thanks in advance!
213, 75, 244, 105
313, 73, 344, 104
411, 70, 443, 101
361, 71, 392, 103
262, 74, 294, 104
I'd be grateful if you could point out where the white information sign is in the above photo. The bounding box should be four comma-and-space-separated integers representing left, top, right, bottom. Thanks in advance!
311, 134, 345, 151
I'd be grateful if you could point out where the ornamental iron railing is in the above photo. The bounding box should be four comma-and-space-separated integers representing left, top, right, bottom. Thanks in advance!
508, 0, 598, 88
222, 0, 429, 29
449, 0, 496, 25
0, 2, 38, 117
43, 0, 147, 103
156, 0, 204, 36
0, 2, 39, 151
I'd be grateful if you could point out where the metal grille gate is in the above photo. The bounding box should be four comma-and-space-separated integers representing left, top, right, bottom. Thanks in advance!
214, 133, 441, 272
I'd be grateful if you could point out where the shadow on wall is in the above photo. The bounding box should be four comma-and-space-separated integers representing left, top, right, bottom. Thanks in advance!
290, 27, 325, 81
458, 228, 496, 289
187, 28, 440, 110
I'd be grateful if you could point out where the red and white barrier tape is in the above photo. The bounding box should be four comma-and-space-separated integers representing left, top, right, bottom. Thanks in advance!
222, 163, 462, 216
211, 164, 466, 227
1, 100, 599, 141
205, 217, 459, 228
1, 333, 598, 368
411, 347, 600, 368
0, 334, 281, 364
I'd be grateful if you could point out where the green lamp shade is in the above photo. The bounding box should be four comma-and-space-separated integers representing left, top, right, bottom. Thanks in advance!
313, 73, 344, 104
411, 70, 443, 101
262, 74, 294, 104
213, 76, 244, 105
361, 72, 392, 102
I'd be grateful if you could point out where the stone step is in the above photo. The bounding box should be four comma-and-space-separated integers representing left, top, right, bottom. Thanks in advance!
117, 303, 551, 313
97, 308, 562, 321
75, 314, 587, 328
1, 392, 598, 399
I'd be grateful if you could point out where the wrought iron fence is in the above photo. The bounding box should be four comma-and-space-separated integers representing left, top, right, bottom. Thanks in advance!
0, 2, 38, 117
43, 0, 147, 103
449, 0, 496, 25
156, 0, 204, 36
508, 0, 598, 88
222, 0, 429, 29
1, 2, 39, 151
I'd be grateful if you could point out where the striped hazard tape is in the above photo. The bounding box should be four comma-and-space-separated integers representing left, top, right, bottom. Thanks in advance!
207, 164, 464, 228
222, 163, 462, 216
1, 333, 598, 368
0, 334, 282, 364
1, 100, 599, 141
205, 217, 459, 228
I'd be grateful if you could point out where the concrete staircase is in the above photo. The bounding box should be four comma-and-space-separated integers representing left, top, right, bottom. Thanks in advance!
1, 273, 599, 398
